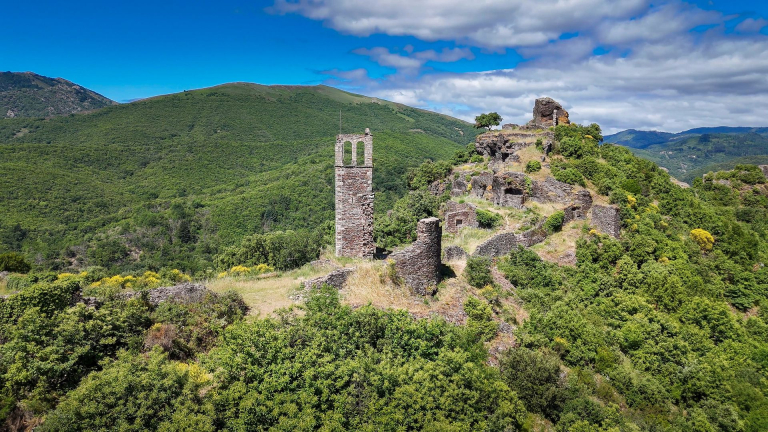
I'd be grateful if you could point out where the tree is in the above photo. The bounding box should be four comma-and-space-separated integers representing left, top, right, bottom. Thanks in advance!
474, 112, 502, 131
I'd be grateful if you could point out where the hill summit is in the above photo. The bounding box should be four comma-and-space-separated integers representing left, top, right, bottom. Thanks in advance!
1, 71, 116, 118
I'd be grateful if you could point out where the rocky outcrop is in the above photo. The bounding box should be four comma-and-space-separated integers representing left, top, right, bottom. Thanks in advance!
592, 205, 621, 239
563, 190, 593, 224
451, 174, 470, 196
390, 218, 442, 295
119, 283, 216, 306
530, 177, 574, 204
530, 97, 570, 128
760, 165, 768, 178
443, 245, 468, 261
470, 172, 493, 199
492, 172, 529, 208
444, 201, 479, 233
304, 267, 355, 290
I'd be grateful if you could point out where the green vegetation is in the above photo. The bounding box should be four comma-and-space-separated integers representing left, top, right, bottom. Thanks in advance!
474, 112, 502, 131
476, 208, 502, 228
605, 127, 768, 182
543, 210, 565, 234
525, 159, 542, 173
464, 255, 493, 288
0, 252, 30, 273
0, 83, 478, 273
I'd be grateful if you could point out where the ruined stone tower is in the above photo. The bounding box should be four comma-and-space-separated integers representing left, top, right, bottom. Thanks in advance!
335, 129, 375, 258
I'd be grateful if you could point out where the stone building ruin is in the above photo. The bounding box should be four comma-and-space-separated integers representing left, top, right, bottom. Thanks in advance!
444, 201, 479, 234
335, 129, 375, 258
530, 97, 570, 128
390, 217, 442, 295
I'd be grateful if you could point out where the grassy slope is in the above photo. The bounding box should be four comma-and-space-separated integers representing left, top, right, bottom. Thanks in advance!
0, 83, 478, 267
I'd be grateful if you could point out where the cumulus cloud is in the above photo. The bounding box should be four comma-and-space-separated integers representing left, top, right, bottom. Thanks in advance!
352, 46, 474, 74
735, 18, 768, 33
270, 0, 651, 48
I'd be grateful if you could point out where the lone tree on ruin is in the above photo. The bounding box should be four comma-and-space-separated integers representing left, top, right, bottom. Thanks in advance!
474, 112, 502, 131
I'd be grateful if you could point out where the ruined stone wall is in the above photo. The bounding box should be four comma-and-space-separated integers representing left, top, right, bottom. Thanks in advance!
530, 97, 570, 128
390, 217, 442, 295
335, 129, 375, 258
443, 245, 468, 261
445, 201, 478, 233
592, 205, 621, 238
760, 165, 768, 179
304, 268, 355, 290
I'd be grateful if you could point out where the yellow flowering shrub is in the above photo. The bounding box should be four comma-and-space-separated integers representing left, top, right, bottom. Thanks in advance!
691, 228, 714, 251
627, 194, 637, 208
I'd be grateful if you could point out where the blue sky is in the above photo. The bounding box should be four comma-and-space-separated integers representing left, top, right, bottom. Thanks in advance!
2, 0, 768, 132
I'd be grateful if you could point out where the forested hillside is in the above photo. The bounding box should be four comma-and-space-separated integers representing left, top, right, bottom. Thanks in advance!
0, 83, 477, 272
605, 127, 768, 182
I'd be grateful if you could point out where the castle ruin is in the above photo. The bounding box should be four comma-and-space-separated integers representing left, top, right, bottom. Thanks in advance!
335, 129, 375, 258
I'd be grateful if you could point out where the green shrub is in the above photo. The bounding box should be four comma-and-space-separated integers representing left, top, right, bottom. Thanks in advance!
553, 167, 586, 187
525, 160, 542, 173
544, 211, 565, 234
464, 256, 493, 288
476, 209, 502, 229
407, 160, 453, 190
500, 347, 565, 419
470, 154, 485, 163
464, 296, 499, 342
0, 252, 30, 273
215, 229, 324, 271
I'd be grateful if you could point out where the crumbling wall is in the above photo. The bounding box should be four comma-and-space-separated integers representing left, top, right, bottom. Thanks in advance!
390, 217, 442, 295
444, 201, 478, 233
335, 129, 375, 258
474, 222, 547, 258
119, 283, 216, 306
592, 205, 621, 238
760, 165, 768, 178
304, 268, 355, 290
443, 245, 468, 261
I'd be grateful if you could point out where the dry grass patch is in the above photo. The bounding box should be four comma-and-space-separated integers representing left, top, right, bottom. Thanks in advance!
206, 265, 329, 317
531, 221, 589, 265
442, 227, 498, 255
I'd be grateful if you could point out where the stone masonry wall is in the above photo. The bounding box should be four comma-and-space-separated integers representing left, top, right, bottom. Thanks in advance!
390, 217, 442, 295
304, 268, 355, 290
445, 201, 478, 233
335, 129, 375, 258
592, 205, 621, 238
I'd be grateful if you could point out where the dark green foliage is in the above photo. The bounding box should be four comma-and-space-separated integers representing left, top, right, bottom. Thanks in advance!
61, 286, 525, 431
544, 211, 565, 234
0, 252, 30, 273
464, 255, 493, 288
39, 350, 214, 432
500, 347, 565, 419
554, 123, 602, 159
374, 189, 446, 249
525, 159, 542, 173
214, 229, 324, 271
474, 112, 502, 130
407, 159, 453, 190
552, 166, 587, 187
476, 208, 502, 228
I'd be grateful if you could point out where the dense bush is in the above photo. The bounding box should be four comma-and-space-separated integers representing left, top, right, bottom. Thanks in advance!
215, 229, 325, 271
476, 208, 502, 228
525, 160, 542, 173
407, 160, 453, 190
464, 255, 494, 288
544, 211, 565, 234
374, 189, 447, 249
0, 252, 30, 273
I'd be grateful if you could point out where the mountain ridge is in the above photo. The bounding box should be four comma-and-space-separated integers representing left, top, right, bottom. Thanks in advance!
1, 71, 117, 118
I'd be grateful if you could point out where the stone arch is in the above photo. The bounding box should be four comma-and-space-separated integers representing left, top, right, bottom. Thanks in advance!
356, 141, 365, 165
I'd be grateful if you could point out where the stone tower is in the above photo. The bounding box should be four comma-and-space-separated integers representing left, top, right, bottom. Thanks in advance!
335, 128, 375, 258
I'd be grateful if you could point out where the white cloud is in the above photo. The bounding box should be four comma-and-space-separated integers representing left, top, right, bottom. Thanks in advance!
270, 0, 651, 48
352, 46, 474, 74
329, 33, 768, 133
735, 18, 768, 33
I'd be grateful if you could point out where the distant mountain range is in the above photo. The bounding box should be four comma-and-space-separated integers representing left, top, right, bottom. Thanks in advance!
605, 127, 768, 182
1, 71, 116, 118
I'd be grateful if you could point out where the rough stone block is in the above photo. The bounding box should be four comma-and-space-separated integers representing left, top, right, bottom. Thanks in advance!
443, 245, 468, 261
445, 201, 478, 233
592, 205, 621, 238
304, 267, 355, 290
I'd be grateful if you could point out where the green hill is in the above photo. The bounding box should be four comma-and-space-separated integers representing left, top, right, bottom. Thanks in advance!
0, 83, 478, 271
605, 128, 768, 182
1, 71, 116, 118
